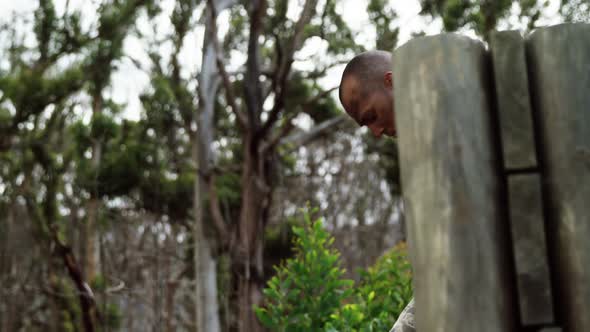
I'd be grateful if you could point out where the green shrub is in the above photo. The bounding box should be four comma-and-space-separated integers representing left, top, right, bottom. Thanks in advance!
256, 209, 413, 332
255, 210, 354, 331
326, 242, 413, 331
103, 303, 123, 330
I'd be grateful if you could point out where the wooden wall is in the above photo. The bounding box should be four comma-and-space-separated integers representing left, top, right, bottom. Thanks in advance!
393, 23, 589, 332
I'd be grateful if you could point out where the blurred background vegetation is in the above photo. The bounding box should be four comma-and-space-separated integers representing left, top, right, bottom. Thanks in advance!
0, 0, 587, 331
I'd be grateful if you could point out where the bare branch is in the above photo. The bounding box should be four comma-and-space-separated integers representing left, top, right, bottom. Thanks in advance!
305, 86, 338, 106
50, 222, 98, 332
206, 0, 248, 129
280, 114, 348, 149
262, 86, 338, 153
243, 0, 267, 132
259, 0, 319, 136
261, 112, 298, 154
206, 175, 230, 245
106, 280, 126, 294
290, 0, 320, 53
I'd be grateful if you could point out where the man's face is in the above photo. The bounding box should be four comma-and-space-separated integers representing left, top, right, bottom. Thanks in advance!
340, 74, 396, 138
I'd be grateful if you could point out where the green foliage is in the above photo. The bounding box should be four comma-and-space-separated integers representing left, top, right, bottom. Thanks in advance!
71, 115, 147, 198
171, 0, 197, 48
0, 0, 194, 330
90, 112, 118, 142
103, 303, 123, 330
312, 0, 361, 54
215, 171, 241, 208
32, 0, 89, 62
34, 0, 58, 61
285, 73, 341, 123
87, 0, 156, 95
365, 136, 400, 196
139, 171, 194, 220
421, 0, 506, 37
223, 5, 248, 53
0, 0, 87, 136
323, 243, 412, 332
0, 107, 11, 128
91, 274, 107, 292
53, 277, 83, 331
367, 0, 400, 51
86, 276, 131, 330
0, 65, 84, 123
140, 76, 179, 134
263, 217, 297, 275
349, 243, 413, 330
95, 142, 143, 196
418, 0, 551, 40
257, 210, 413, 332
256, 210, 354, 331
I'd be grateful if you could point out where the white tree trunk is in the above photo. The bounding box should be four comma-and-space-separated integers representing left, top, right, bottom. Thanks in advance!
194, 1, 235, 331
202, 240, 220, 332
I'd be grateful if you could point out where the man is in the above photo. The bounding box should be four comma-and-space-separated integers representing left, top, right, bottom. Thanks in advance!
339, 50, 415, 332
339, 50, 396, 138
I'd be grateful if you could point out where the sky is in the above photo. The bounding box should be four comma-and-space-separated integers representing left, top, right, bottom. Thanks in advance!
0, 0, 563, 120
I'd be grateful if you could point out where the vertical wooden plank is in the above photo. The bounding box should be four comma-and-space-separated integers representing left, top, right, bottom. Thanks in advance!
527, 23, 590, 332
490, 30, 538, 170
507, 174, 554, 325
393, 34, 517, 332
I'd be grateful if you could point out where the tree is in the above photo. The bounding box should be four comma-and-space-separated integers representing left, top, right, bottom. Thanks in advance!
560, 0, 590, 22
418, 0, 552, 41
0, 1, 159, 330
0, 1, 97, 329
200, 0, 361, 329
81, 0, 156, 286
196, 0, 235, 330
368, 0, 400, 51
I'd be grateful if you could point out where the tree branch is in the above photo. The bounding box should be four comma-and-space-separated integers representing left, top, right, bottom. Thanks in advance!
24, 187, 98, 332
206, 175, 230, 245
262, 86, 337, 153
243, 0, 266, 132
206, 0, 248, 129
259, 0, 319, 137
261, 112, 298, 154
51, 224, 98, 332
305, 86, 337, 106
280, 114, 347, 149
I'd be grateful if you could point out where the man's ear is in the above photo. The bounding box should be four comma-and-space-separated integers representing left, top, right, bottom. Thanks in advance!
384, 71, 393, 88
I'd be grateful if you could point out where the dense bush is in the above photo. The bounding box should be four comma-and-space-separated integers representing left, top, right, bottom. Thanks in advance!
256, 210, 413, 332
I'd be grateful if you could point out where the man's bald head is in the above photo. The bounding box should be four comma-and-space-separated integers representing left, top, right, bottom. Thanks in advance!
338, 50, 396, 138
338, 50, 392, 108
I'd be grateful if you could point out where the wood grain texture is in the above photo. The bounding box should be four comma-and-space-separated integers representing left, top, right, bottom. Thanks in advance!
507, 174, 554, 325
393, 34, 517, 332
526, 23, 590, 332
490, 30, 538, 170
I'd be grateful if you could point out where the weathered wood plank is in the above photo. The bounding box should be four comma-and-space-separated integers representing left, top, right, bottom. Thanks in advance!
393, 34, 517, 332
538, 328, 562, 332
490, 30, 538, 170
507, 174, 554, 325
526, 23, 590, 332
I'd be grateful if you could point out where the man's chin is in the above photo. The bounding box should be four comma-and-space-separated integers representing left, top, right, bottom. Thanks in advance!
385, 128, 397, 137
